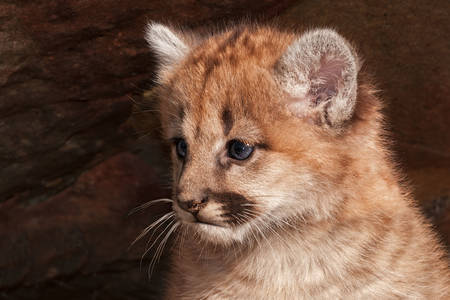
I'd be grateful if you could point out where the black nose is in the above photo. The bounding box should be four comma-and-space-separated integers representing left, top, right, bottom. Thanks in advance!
178, 197, 208, 214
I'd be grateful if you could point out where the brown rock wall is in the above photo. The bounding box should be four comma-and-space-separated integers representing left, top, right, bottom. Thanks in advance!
1, 153, 169, 298
0, 0, 448, 298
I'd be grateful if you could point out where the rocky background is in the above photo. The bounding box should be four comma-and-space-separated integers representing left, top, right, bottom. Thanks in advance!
0, 0, 449, 299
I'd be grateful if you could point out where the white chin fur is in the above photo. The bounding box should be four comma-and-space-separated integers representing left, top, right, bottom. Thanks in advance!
192, 222, 249, 245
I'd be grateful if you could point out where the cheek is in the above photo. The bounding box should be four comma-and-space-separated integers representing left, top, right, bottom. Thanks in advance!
225, 155, 298, 210
171, 156, 183, 184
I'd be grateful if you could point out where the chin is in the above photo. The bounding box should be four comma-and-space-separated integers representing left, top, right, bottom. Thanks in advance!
193, 222, 252, 245
175, 214, 250, 246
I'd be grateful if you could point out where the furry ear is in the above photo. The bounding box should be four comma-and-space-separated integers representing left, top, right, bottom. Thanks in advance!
275, 29, 360, 128
145, 22, 190, 79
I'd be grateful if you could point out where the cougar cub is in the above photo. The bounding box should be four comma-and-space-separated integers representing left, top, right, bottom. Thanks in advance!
142, 23, 449, 299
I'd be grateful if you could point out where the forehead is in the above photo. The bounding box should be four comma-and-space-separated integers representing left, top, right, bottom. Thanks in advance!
178, 82, 266, 146
171, 67, 275, 143
162, 27, 293, 139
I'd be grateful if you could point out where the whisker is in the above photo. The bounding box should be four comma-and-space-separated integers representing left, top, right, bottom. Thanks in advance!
276, 216, 298, 229
240, 203, 264, 207
130, 211, 175, 247
253, 219, 277, 260
143, 213, 175, 253
241, 211, 278, 256
132, 109, 160, 114
242, 210, 258, 218
127, 94, 141, 105
140, 218, 176, 270
238, 213, 262, 249
197, 237, 208, 262
136, 131, 157, 140
244, 209, 300, 254
178, 225, 188, 258
148, 221, 180, 278
143, 218, 176, 254
128, 198, 173, 216
232, 213, 245, 226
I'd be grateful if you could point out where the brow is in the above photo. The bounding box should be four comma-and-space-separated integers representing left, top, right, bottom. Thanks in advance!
221, 106, 234, 136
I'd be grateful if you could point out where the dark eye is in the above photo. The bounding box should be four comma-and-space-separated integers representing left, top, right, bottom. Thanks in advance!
228, 140, 254, 160
175, 138, 187, 158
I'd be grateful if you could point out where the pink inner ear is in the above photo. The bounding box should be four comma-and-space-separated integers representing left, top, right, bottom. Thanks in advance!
309, 55, 348, 105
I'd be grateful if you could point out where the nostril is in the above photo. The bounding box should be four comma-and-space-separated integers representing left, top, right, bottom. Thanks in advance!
178, 197, 208, 213
178, 200, 198, 212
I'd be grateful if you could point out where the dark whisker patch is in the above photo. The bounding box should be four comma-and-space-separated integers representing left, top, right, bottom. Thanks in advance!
209, 191, 258, 226
212, 192, 249, 214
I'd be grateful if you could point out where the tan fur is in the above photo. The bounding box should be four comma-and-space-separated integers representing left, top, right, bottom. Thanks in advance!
146, 23, 450, 299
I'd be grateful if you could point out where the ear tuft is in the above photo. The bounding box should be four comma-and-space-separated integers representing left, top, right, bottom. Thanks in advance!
145, 22, 190, 77
275, 29, 360, 128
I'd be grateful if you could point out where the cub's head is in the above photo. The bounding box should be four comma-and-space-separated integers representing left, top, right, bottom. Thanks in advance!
146, 23, 375, 245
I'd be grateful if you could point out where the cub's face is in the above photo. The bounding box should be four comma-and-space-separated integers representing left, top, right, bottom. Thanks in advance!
163, 65, 315, 244
146, 24, 360, 245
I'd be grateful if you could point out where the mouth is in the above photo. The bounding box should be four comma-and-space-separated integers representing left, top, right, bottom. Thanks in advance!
193, 219, 224, 227
173, 201, 228, 227
177, 213, 226, 228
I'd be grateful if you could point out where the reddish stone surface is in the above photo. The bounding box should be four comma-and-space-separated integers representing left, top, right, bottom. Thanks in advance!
0, 0, 448, 298
1, 152, 170, 298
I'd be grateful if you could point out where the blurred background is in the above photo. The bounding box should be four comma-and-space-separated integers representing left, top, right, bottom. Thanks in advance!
0, 0, 449, 299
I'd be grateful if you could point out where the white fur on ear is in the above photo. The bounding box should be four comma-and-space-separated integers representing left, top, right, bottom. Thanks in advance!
275, 29, 360, 128
145, 22, 190, 77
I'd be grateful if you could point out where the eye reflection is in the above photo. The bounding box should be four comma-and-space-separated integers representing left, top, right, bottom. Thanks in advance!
176, 138, 187, 158
228, 140, 254, 160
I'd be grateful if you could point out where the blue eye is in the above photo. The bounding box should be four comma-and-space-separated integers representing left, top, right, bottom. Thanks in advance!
176, 139, 187, 158
228, 140, 254, 160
